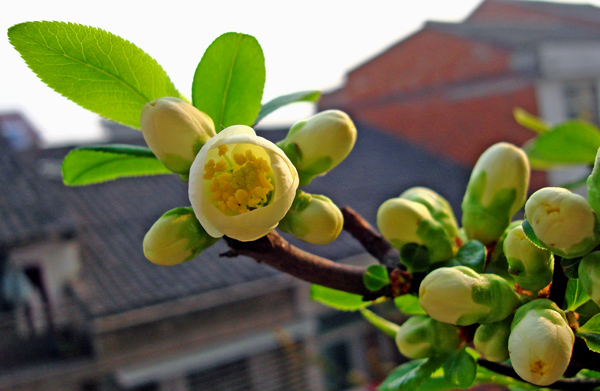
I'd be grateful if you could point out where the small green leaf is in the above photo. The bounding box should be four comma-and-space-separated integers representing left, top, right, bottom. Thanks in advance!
400, 243, 430, 272
561, 257, 582, 279
62, 145, 172, 186
8, 21, 182, 129
254, 90, 321, 126
578, 313, 600, 353
521, 220, 544, 249
565, 278, 590, 311
363, 264, 390, 291
443, 348, 477, 389
379, 356, 448, 391
394, 294, 426, 315
310, 284, 371, 311
526, 120, 600, 165
192, 32, 265, 132
359, 308, 400, 338
513, 108, 549, 134
453, 241, 486, 273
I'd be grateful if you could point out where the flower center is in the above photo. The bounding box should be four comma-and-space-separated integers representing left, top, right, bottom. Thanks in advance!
202, 144, 274, 215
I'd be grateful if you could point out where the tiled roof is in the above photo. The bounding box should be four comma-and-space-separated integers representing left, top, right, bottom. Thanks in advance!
0, 135, 73, 249
495, 0, 600, 26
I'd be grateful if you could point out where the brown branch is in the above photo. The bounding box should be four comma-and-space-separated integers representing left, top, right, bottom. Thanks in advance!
222, 231, 391, 299
341, 206, 401, 268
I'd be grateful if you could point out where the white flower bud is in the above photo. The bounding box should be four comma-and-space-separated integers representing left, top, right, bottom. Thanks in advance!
419, 266, 521, 325
377, 198, 455, 269
143, 207, 219, 265
509, 299, 574, 386
525, 187, 599, 258
277, 110, 356, 186
504, 225, 554, 291
141, 97, 216, 175
278, 191, 344, 245
579, 251, 600, 305
395, 315, 462, 359
188, 125, 299, 242
462, 142, 530, 244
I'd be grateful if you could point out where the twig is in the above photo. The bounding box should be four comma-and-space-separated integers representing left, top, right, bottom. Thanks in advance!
222, 230, 391, 299
550, 256, 569, 309
341, 206, 401, 268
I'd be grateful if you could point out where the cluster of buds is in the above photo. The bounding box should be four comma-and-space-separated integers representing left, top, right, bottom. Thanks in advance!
140, 98, 356, 260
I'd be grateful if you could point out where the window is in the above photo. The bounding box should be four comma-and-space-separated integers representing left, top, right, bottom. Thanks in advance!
563, 80, 599, 123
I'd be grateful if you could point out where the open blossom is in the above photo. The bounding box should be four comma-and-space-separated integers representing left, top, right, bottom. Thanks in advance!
188, 125, 299, 242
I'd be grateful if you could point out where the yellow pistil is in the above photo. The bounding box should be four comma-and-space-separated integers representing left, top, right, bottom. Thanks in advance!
203, 147, 274, 215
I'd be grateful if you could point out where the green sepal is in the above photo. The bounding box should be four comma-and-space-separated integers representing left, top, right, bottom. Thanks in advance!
399, 243, 431, 272
363, 264, 390, 292
561, 257, 582, 279
521, 220, 545, 249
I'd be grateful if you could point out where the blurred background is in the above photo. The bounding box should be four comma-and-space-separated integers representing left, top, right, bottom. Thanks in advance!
2, 0, 600, 389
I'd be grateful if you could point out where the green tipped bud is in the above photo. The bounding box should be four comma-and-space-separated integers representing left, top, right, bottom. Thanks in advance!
462, 142, 530, 245
524, 187, 599, 258
419, 266, 521, 325
586, 148, 600, 219
278, 191, 343, 245
504, 225, 554, 291
473, 317, 512, 362
488, 220, 523, 280
377, 197, 455, 270
509, 299, 574, 386
399, 187, 460, 246
277, 110, 356, 186
579, 251, 600, 305
143, 207, 220, 266
141, 97, 216, 176
395, 315, 462, 359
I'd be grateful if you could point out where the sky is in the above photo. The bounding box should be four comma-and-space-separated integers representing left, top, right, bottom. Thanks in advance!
1, 0, 599, 146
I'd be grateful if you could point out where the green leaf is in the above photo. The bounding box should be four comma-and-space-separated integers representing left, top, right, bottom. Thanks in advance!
394, 294, 426, 316
400, 243, 430, 272
310, 284, 372, 311
379, 356, 448, 391
359, 308, 400, 338
8, 21, 182, 130
192, 32, 265, 132
565, 278, 590, 311
254, 90, 321, 126
513, 108, 549, 134
561, 257, 582, 279
62, 145, 171, 186
578, 313, 600, 353
521, 220, 544, 249
453, 241, 486, 273
443, 348, 477, 389
363, 264, 390, 291
525, 120, 600, 166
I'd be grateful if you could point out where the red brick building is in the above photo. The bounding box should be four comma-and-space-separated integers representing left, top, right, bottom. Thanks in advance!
320, 0, 600, 188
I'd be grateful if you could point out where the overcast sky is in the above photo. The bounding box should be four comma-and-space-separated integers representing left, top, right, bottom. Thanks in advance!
2, 0, 599, 146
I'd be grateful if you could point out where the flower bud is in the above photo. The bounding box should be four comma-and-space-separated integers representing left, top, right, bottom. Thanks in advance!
419, 266, 521, 325
278, 191, 344, 245
143, 207, 220, 266
579, 251, 600, 305
473, 317, 512, 362
188, 125, 299, 242
462, 142, 530, 245
509, 299, 574, 386
277, 110, 356, 186
141, 97, 216, 176
524, 187, 599, 258
399, 187, 460, 246
487, 220, 523, 280
377, 198, 455, 270
504, 224, 554, 291
395, 315, 462, 359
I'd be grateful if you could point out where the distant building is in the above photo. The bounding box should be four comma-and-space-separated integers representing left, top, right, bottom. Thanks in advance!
320, 0, 600, 189
4, 114, 466, 391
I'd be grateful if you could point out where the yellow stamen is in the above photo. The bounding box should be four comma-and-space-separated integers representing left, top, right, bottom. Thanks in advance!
218, 145, 228, 156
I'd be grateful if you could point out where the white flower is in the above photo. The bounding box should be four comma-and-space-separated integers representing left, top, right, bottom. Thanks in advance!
188, 125, 299, 242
